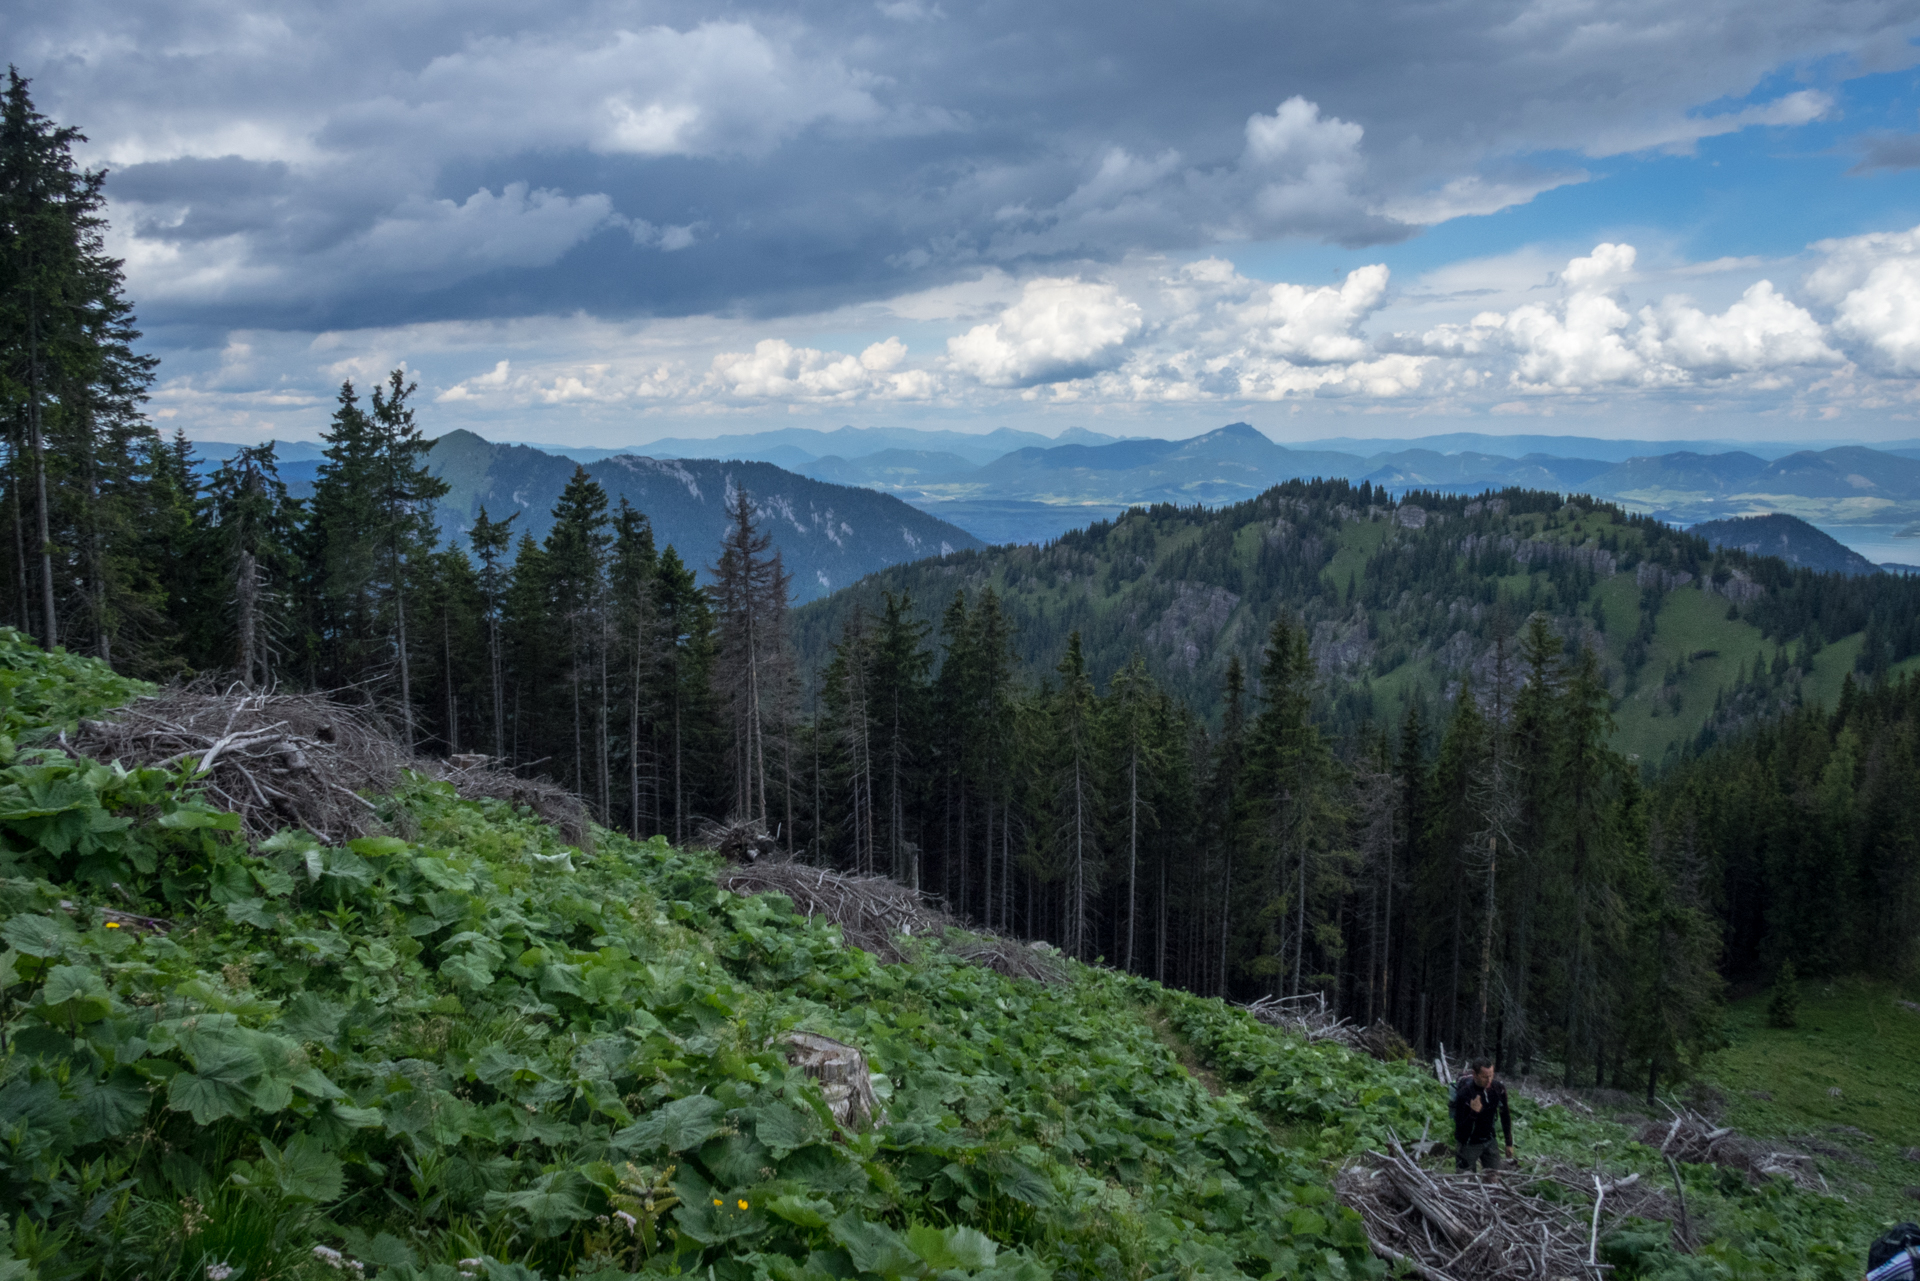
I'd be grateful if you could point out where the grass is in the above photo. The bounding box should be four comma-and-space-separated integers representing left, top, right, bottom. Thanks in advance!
1320, 516, 1392, 590
1704, 975, 1920, 1222
1611, 587, 1773, 765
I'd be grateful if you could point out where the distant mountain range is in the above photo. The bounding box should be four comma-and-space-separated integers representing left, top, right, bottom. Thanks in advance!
228, 431, 980, 603
187, 424, 1920, 565
780, 423, 1920, 547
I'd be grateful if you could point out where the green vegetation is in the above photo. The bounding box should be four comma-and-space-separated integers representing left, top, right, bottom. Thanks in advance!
1708, 976, 1920, 1224
0, 627, 1910, 1281
0, 636, 1380, 1281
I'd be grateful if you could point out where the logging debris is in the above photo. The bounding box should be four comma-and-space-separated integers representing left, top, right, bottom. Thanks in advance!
698, 817, 781, 864
1336, 1138, 1658, 1281
1243, 991, 1411, 1061
1635, 1109, 1824, 1192
70, 686, 591, 848
714, 859, 1065, 984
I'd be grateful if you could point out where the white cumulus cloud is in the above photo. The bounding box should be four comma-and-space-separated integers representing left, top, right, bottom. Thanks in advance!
1804, 225, 1920, 375
1401, 243, 1838, 389
946, 278, 1143, 386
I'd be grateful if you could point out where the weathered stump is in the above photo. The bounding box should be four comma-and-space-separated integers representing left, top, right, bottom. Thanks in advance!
786, 1031, 882, 1130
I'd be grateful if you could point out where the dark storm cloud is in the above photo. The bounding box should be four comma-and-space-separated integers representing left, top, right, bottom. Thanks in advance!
15, 0, 1919, 329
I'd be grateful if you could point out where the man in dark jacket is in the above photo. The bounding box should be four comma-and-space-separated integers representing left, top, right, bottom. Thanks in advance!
1450, 1058, 1514, 1171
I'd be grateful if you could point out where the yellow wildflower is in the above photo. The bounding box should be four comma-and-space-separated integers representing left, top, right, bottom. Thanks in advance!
737, 1199, 749, 1210
712, 1198, 722, 1206
105, 922, 122, 929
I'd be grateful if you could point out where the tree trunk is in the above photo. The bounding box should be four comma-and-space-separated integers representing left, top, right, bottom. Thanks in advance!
1478, 835, 1498, 1054
11, 424, 32, 635
1126, 749, 1139, 973
394, 570, 414, 747
444, 611, 458, 754
27, 296, 57, 649
237, 550, 259, 688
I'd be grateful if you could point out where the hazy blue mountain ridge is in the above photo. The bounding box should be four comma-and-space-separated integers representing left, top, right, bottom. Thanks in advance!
421, 430, 984, 601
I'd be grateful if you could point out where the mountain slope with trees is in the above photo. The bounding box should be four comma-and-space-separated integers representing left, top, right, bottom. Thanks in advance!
795, 483, 1920, 766
1689, 513, 1884, 576
426, 429, 982, 603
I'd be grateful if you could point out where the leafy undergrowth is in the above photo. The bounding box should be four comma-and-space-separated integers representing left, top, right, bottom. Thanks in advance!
0, 645, 1374, 1281
0, 629, 150, 743
1705, 975, 1920, 1226
1159, 987, 1883, 1281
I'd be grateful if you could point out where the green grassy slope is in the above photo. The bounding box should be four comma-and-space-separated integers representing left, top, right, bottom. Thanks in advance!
1704, 977, 1920, 1223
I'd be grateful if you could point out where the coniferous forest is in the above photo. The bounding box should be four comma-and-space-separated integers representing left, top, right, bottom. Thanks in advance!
7, 69, 1920, 1104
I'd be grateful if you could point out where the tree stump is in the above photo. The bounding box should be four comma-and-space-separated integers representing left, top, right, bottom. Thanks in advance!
786, 1032, 882, 1130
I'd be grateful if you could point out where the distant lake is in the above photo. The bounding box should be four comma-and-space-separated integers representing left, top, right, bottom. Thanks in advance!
1810, 523, 1920, 570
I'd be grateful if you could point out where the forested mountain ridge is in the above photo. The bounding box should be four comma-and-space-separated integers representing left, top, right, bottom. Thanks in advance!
426, 429, 982, 602
1690, 513, 1884, 576
795, 480, 1920, 767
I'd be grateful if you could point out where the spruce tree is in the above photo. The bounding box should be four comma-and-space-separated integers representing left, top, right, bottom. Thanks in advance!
468, 506, 517, 758
870, 592, 932, 888
1766, 959, 1800, 1029
710, 490, 792, 825
608, 500, 657, 837
367, 371, 449, 746
1102, 653, 1163, 973
544, 467, 613, 808
0, 69, 163, 662
1032, 632, 1102, 959
1245, 615, 1340, 997
198, 443, 302, 686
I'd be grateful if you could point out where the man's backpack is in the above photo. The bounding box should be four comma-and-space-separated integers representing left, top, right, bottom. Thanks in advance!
1868, 1222, 1920, 1274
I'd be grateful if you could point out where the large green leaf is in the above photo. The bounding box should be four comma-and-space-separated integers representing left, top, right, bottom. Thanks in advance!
830, 1212, 923, 1278
71, 1067, 150, 1143
754, 1101, 825, 1158
483, 1170, 594, 1236
33, 965, 111, 1026
222, 897, 278, 930
167, 1067, 254, 1125
258, 1133, 345, 1203
907, 1224, 998, 1271
1, 913, 74, 958
613, 1093, 727, 1155
279, 991, 345, 1044
165, 1028, 266, 1124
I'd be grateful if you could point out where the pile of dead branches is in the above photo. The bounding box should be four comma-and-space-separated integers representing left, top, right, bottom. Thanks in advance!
1636, 1110, 1823, 1192
1242, 994, 1413, 1061
717, 861, 951, 962
71, 685, 591, 848
1245, 991, 1358, 1043
945, 932, 1068, 985
715, 859, 1067, 983
1336, 1139, 1624, 1281
697, 817, 782, 864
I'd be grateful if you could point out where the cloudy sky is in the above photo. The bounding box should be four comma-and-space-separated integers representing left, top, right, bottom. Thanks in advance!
18, 0, 1920, 446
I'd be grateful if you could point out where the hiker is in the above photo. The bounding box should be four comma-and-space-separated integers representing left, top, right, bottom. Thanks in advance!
1867, 1223, 1920, 1280
1450, 1057, 1514, 1172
